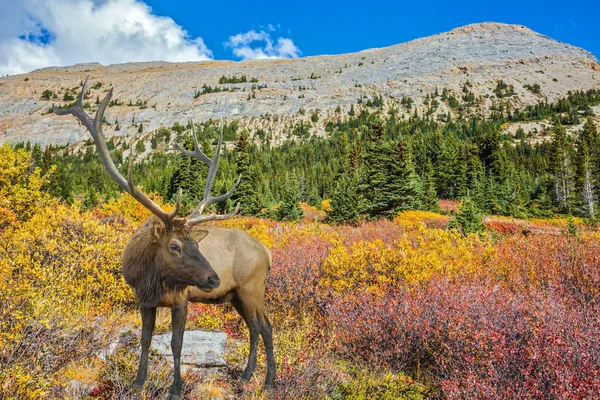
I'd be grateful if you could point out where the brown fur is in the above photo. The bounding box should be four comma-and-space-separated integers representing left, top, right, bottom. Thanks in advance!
124, 217, 275, 395
52, 79, 273, 398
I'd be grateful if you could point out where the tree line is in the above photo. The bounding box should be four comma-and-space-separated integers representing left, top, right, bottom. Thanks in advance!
11, 88, 600, 224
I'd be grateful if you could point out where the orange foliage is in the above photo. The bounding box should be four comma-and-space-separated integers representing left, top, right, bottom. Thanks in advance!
2, 147, 599, 398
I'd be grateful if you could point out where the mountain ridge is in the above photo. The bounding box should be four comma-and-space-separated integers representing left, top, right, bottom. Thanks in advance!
1, 22, 599, 146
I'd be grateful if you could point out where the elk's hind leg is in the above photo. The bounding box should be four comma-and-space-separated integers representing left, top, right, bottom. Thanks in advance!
132, 306, 156, 389
233, 291, 275, 390
232, 297, 260, 383
259, 313, 276, 389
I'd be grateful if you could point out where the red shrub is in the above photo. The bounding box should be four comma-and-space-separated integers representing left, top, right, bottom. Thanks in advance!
326, 279, 600, 398
270, 352, 345, 400
484, 219, 524, 235
439, 199, 459, 212
267, 235, 334, 321
490, 234, 600, 306
332, 219, 404, 246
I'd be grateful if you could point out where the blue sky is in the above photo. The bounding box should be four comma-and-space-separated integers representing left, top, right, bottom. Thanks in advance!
0, 0, 598, 75
146, 0, 600, 59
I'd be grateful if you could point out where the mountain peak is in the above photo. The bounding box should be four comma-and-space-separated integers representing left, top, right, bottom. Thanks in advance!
1, 23, 599, 147
447, 22, 536, 35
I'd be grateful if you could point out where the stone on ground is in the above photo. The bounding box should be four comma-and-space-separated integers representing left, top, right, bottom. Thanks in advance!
151, 330, 227, 367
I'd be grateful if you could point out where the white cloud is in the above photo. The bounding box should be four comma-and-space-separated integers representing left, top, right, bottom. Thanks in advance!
225, 29, 301, 60
0, 0, 212, 75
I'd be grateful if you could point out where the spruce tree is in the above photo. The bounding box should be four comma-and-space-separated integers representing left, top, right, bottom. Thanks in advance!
327, 173, 360, 224
277, 172, 303, 221
435, 138, 462, 199
359, 122, 391, 218
135, 140, 146, 153
82, 187, 99, 210
575, 118, 598, 218
360, 122, 422, 219
386, 139, 423, 215
40, 146, 53, 174
45, 165, 74, 204
233, 131, 262, 215
550, 120, 575, 213
423, 160, 440, 212
348, 140, 362, 170
449, 195, 484, 235
166, 134, 207, 212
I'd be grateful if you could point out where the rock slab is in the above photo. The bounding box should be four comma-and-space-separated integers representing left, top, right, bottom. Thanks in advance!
151, 330, 227, 367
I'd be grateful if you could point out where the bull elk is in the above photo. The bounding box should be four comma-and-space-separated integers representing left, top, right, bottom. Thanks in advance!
53, 79, 275, 399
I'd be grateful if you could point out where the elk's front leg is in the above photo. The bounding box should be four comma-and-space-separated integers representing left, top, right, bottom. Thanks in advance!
167, 302, 188, 400
132, 306, 156, 389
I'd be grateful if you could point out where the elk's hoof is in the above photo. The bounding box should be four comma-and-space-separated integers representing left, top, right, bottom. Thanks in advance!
263, 383, 274, 391
130, 381, 144, 390
165, 394, 182, 400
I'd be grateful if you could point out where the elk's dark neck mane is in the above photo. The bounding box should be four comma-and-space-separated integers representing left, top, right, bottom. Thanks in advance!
122, 218, 166, 307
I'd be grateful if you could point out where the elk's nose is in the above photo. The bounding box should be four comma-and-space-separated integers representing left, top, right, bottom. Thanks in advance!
206, 273, 220, 288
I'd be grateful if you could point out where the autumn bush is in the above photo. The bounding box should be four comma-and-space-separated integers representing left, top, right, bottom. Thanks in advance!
2, 143, 600, 398
327, 280, 600, 398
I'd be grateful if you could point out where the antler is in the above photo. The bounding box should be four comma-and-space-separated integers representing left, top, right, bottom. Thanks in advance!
173, 124, 241, 227
53, 77, 183, 231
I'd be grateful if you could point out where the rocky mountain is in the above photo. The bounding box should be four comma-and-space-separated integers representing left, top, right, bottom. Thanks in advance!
0, 22, 599, 147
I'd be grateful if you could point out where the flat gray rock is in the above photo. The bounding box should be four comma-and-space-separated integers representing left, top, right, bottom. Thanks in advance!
151, 330, 227, 367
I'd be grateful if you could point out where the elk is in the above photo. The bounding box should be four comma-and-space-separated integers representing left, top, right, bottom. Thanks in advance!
53, 79, 275, 399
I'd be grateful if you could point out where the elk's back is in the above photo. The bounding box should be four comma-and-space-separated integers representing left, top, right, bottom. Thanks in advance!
185, 226, 271, 302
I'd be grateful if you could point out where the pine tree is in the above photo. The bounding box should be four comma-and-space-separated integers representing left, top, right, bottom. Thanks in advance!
449, 195, 484, 235
359, 122, 391, 218
575, 117, 598, 218
277, 172, 303, 221
423, 160, 440, 212
327, 173, 360, 224
550, 120, 575, 213
385, 139, 423, 215
232, 131, 262, 215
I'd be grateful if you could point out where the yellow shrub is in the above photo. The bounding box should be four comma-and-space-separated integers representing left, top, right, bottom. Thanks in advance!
528, 217, 584, 227
394, 210, 448, 230
217, 216, 274, 248
0, 202, 134, 396
0, 144, 54, 221
321, 226, 492, 293
100, 190, 174, 226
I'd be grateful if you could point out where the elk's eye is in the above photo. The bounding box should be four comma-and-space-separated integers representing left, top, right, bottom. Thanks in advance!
169, 243, 180, 251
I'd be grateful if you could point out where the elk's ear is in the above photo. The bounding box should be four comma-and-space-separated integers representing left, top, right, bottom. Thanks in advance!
148, 220, 164, 243
191, 229, 209, 242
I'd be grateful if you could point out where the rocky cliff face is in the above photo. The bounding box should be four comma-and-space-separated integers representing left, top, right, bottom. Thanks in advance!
0, 22, 598, 146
